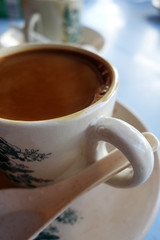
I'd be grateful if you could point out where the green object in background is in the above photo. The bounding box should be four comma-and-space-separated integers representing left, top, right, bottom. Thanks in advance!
0, 0, 23, 18
0, 0, 8, 17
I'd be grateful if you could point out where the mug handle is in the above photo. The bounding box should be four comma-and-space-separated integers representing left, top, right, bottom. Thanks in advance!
87, 117, 154, 188
27, 12, 43, 42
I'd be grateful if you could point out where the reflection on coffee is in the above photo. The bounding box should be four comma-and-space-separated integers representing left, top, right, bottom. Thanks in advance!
0, 48, 112, 121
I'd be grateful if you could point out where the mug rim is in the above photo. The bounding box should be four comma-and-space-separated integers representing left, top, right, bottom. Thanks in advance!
0, 43, 119, 124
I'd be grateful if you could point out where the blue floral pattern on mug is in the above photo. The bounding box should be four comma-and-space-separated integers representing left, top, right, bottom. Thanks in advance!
0, 137, 52, 187
62, 3, 82, 43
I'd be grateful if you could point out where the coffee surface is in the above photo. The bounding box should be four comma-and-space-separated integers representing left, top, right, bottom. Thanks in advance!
0, 49, 111, 121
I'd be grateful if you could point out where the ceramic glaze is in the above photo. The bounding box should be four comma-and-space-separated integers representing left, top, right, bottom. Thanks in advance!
0, 44, 154, 188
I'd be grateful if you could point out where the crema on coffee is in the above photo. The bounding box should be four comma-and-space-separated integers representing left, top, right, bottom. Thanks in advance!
0, 48, 112, 121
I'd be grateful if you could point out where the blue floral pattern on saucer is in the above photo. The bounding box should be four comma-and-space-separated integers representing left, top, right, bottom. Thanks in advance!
34, 208, 81, 239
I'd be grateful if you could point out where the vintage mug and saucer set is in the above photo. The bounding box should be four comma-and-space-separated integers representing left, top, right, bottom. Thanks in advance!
0, 103, 160, 240
0, 1, 159, 238
0, 43, 159, 239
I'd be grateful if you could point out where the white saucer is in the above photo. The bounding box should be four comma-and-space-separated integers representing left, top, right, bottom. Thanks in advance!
0, 101, 159, 240
30, 101, 160, 240
0, 26, 105, 53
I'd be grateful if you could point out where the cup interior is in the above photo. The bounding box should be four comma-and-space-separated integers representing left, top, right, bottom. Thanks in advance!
0, 44, 118, 122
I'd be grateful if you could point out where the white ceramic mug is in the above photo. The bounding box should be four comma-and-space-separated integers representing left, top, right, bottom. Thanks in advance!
22, 0, 83, 43
0, 44, 154, 188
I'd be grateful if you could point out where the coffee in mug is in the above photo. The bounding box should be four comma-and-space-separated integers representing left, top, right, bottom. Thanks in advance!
0, 48, 112, 121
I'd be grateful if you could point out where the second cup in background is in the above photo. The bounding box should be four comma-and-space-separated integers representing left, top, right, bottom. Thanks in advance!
22, 0, 83, 44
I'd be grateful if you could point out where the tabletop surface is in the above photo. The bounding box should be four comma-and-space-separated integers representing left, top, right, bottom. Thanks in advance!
0, 0, 160, 239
